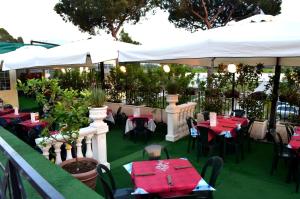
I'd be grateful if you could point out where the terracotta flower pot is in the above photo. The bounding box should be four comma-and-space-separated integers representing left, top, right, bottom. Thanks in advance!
60, 157, 98, 189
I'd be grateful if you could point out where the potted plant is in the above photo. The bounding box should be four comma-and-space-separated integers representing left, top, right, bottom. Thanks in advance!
88, 87, 107, 127
40, 89, 99, 189
166, 80, 179, 108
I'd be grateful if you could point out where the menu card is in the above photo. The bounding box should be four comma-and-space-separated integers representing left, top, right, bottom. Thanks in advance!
30, 112, 39, 123
133, 107, 140, 117
209, 112, 217, 127
14, 107, 19, 115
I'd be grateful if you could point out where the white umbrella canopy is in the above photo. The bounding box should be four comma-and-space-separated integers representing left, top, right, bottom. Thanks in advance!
0, 45, 48, 69
118, 16, 300, 67
2, 37, 137, 71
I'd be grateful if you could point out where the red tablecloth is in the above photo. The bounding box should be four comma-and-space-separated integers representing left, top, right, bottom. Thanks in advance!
19, 119, 48, 130
288, 134, 300, 150
0, 108, 14, 116
0, 112, 30, 124
131, 159, 201, 197
128, 114, 153, 121
197, 116, 248, 138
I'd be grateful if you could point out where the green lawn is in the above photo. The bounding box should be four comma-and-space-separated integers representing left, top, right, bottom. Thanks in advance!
106, 126, 299, 199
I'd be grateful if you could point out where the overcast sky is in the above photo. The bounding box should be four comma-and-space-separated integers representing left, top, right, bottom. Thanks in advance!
0, 0, 299, 45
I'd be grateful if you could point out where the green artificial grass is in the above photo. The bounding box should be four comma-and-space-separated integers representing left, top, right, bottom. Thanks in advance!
0, 127, 103, 199
106, 126, 300, 199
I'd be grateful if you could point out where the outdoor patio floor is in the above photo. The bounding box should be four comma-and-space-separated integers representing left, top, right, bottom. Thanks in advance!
104, 125, 300, 199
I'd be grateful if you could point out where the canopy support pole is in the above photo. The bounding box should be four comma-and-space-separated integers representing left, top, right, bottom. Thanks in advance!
268, 58, 281, 131
100, 62, 105, 89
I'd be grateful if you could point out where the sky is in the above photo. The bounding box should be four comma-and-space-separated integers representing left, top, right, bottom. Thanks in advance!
0, 0, 299, 45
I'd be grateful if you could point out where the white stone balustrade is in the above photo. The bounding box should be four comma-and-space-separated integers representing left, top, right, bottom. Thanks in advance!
165, 95, 196, 142
35, 110, 110, 169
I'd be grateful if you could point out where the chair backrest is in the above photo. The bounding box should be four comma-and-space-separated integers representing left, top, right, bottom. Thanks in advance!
285, 123, 293, 142
231, 109, 245, 117
196, 126, 209, 145
3, 104, 13, 109
132, 118, 148, 131
201, 156, 224, 187
96, 164, 116, 192
270, 132, 285, 156
202, 111, 210, 121
0, 118, 8, 128
99, 177, 115, 199
186, 117, 197, 134
116, 107, 122, 116
143, 144, 170, 160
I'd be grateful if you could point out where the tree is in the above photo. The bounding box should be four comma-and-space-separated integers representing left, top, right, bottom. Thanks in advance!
55, 0, 155, 39
160, 0, 281, 31
118, 29, 141, 44
0, 28, 24, 43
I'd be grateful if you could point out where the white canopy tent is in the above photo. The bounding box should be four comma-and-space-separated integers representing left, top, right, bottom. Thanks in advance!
118, 16, 300, 67
1, 37, 137, 71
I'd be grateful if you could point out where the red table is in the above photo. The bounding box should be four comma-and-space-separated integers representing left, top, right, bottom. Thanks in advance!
197, 116, 248, 138
0, 108, 14, 116
19, 119, 48, 130
128, 114, 153, 121
131, 158, 201, 197
288, 128, 300, 150
0, 112, 30, 124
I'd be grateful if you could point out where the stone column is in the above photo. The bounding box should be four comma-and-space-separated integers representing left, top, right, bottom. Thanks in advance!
165, 95, 179, 142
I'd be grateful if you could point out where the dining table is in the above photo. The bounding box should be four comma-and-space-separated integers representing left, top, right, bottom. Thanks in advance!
287, 127, 300, 150
0, 112, 30, 124
125, 114, 156, 134
0, 108, 14, 116
18, 119, 48, 131
197, 116, 248, 139
123, 158, 214, 198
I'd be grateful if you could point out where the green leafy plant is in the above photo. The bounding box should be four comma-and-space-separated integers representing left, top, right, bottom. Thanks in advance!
166, 80, 179, 95
89, 87, 106, 107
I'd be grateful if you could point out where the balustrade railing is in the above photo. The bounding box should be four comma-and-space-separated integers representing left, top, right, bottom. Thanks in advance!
0, 137, 64, 199
35, 112, 110, 168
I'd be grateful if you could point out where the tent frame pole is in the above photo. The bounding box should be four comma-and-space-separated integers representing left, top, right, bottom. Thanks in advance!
268, 57, 281, 131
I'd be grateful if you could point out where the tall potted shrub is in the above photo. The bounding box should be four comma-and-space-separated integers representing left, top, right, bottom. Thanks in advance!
166, 80, 179, 108
41, 89, 99, 189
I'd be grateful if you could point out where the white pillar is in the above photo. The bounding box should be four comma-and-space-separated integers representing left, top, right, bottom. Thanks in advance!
54, 142, 63, 165
85, 134, 93, 158
76, 137, 84, 158
89, 106, 110, 169
165, 95, 180, 142
66, 144, 72, 160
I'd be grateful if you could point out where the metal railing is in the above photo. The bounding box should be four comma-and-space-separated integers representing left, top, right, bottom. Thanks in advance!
0, 137, 64, 199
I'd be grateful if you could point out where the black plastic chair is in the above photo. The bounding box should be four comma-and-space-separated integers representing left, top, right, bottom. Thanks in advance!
230, 109, 245, 117
224, 128, 244, 163
0, 118, 8, 128
3, 104, 13, 109
143, 144, 170, 160
240, 118, 255, 152
27, 125, 43, 147
186, 117, 197, 153
131, 117, 151, 143
285, 123, 294, 142
202, 111, 210, 121
199, 156, 224, 199
196, 126, 219, 160
114, 107, 123, 127
96, 164, 133, 199
270, 132, 293, 178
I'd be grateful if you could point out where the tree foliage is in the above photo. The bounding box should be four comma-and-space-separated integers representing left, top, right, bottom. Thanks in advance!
54, 0, 155, 39
159, 0, 282, 31
0, 28, 24, 43
119, 29, 141, 44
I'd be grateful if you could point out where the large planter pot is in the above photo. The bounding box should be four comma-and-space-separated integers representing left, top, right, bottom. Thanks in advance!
250, 120, 268, 140
166, 94, 179, 108
89, 106, 108, 121
60, 157, 98, 189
